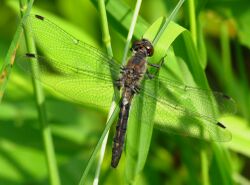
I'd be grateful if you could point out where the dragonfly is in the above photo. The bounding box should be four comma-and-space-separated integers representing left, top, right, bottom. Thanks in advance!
17, 14, 236, 168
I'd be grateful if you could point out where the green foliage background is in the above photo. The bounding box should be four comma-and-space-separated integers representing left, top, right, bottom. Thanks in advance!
0, 0, 250, 185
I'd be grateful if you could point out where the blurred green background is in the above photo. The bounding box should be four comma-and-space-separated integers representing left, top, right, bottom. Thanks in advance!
0, 0, 250, 184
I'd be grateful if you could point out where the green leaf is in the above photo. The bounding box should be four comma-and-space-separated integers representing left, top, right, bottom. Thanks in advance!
91, 0, 149, 39
210, 143, 234, 185
223, 116, 250, 157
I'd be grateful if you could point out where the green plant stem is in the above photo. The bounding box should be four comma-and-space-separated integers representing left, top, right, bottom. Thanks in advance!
94, 103, 117, 185
220, 23, 234, 88
152, 0, 186, 46
0, 33, 21, 102
121, 0, 142, 65
188, 0, 197, 46
93, 0, 116, 184
98, 0, 113, 57
212, 143, 233, 185
78, 105, 120, 185
187, 0, 209, 184
201, 149, 209, 185
0, 1, 34, 102
235, 40, 250, 120
20, 1, 61, 185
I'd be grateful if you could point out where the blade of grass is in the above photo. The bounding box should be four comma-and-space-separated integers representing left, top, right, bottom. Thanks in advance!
121, 0, 142, 65
0, 0, 34, 102
93, 0, 117, 184
197, 15, 208, 68
152, 0, 186, 46
78, 105, 120, 185
91, 0, 185, 44
201, 149, 209, 185
91, 0, 149, 39
220, 23, 234, 87
20, 1, 61, 185
187, 1, 209, 184
235, 40, 250, 120
211, 143, 234, 185
188, 0, 197, 47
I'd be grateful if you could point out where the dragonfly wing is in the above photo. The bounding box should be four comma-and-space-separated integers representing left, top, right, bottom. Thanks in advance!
152, 75, 237, 115
17, 14, 122, 110
17, 54, 115, 111
137, 77, 232, 142
23, 14, 121, 77
153, 97, 232, 141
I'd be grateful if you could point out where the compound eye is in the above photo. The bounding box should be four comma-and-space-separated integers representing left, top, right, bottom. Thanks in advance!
146, 45, 154, 56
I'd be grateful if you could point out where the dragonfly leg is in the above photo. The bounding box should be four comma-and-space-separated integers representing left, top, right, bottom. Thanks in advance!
149, 56, 166, 67
147, 56, 165, 69
124, 84, 140, 94
115, 79, 123, 90
132, 85, 140, 94
147, 63, 161, 68
147, 57, 165, 78
120, 65, 126, 74
146, 70, 155, 79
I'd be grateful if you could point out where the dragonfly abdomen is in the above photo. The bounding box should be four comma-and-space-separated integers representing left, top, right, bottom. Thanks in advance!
111, 90, 134, 168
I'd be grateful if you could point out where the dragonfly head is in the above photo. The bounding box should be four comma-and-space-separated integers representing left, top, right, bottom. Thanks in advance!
131, 38, 154, 57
